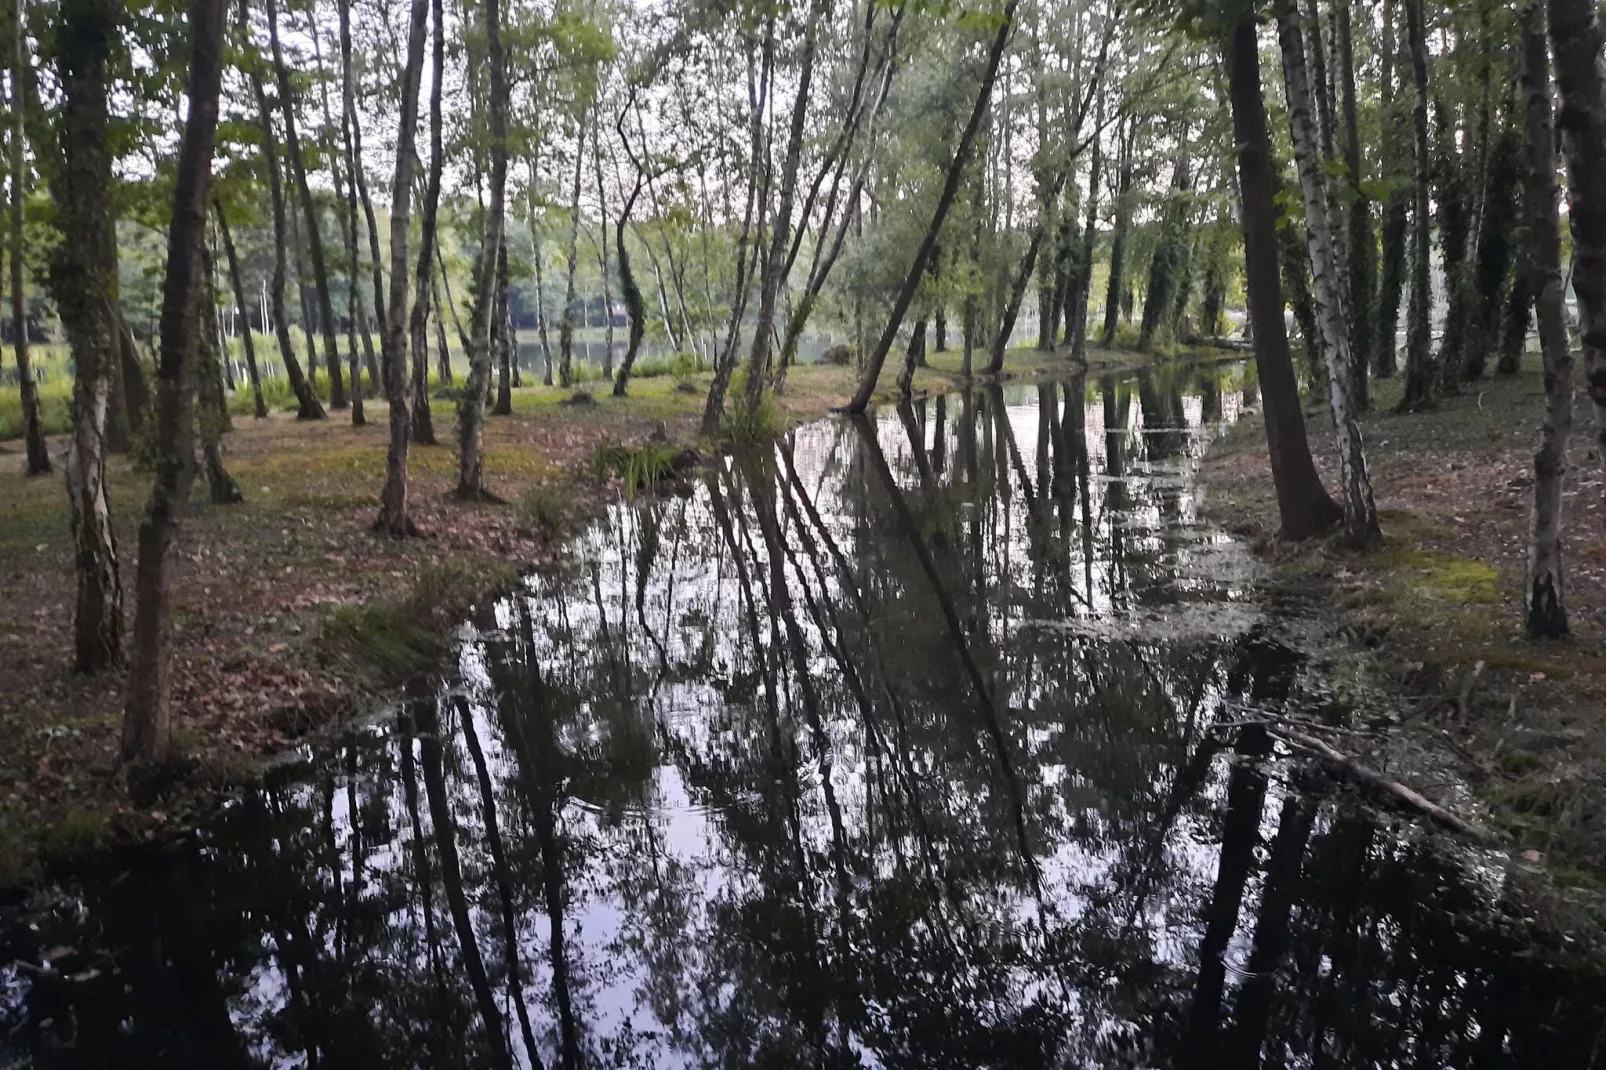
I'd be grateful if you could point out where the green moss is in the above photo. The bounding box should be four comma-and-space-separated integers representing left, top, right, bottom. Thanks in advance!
1381, 546, 1498, 604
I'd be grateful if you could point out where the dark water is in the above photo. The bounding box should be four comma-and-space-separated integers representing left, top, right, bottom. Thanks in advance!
3, 364, 1603, 1069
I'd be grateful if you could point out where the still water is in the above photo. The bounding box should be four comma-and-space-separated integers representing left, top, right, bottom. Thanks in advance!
2, 363, 1602, 1069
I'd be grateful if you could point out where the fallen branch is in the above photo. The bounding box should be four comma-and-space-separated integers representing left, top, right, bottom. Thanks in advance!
1268, 724, 1493, 843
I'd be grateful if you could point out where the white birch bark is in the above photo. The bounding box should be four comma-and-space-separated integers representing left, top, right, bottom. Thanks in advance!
1278, 0, 1380, 548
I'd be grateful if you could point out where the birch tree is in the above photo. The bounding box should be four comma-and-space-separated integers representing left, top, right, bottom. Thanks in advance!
1276, 0, 1379, 548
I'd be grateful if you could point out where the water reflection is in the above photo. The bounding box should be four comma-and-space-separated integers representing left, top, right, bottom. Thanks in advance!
4, 362, 1602, 1069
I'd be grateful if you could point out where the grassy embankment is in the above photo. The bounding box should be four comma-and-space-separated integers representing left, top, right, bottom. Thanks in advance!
0, 340, 1142, 887
1203, 361, 1606, 910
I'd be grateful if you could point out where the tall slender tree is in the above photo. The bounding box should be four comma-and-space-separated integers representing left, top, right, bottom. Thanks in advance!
50, 0, 126, 672
1398, 0, 1434, 411
407, 0, 447, 446
265, 0, 345, 408
245, 2, 323, 420
374, 0, 430, 536
9, 0, 46, 475
454, 0, 508, 499
1224, 12, 1341, 540
1277, 0, 1379, 548
848, 0, 1019, 414
123, 0, 227, 761
213, 200, 268, 417
1548, 0, 1606, 487
1520, 0, 1572, 638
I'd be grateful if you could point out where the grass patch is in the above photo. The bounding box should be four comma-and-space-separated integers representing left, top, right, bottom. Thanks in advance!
594, 439, 682, 495
320, 603, 447, 684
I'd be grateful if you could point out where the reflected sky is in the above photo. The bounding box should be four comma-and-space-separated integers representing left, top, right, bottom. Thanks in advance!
3, 363, 1602, 1070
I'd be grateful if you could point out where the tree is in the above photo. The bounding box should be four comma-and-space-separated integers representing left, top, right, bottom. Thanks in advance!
1397, 0, 1434, 412
123, 0, 227, 761
453, 0, 508, 500
214, 199, 268, 417
1547, 0, 1606, 488
1276, 0, 1380, 548
245, 2, 324, 421
265, 0, 345, 409
407, 0, 447, 446
9, 0, 46, 476
847, 0, 1020, 414
374, 0, 430, 536
1520, 0, 1571, 638
1336, 0, 1374, 409
49, 0, 126, 672
1223, 12, 1341, 540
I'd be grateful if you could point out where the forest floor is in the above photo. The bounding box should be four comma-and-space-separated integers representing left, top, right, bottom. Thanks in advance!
1203, 360, 1606, 915
0, 344, 1143, 888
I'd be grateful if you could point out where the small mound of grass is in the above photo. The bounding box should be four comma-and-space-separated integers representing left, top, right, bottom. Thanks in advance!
594, 439, 682, 496
723, 396, 779, 444
321, 603, 447, 684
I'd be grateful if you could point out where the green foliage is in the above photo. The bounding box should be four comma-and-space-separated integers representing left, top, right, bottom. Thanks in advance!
723, 395, 779, 444
630, 351, 701, 379
593, 439, 680, 495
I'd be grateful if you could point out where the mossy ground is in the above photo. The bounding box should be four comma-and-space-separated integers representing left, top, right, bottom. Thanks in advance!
1203, 359, 1606, 910
0, 342, 1146, 887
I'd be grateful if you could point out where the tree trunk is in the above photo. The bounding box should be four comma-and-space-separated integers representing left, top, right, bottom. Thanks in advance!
197, 241, 242, 504
453, 0, 507, 499
1337, 0, 1374, 410
702, 34, 769, 432
1278, 0, 1380, 548
307, 5, 359, 422
613, 184, 647, 396
1399, 0, 1435, 412
592, 112, 614, 382
559, 115, 584, 389
528, 158, 552, 386
213, 202, 267, 417
1070, 131, 1103, 362
1547, 0, 1606, 492
1433, 101, 1472, 395
1521, 0, 1573, 638
1374, 0, 1405, 380
492, 241, 512, 415
1225, 14, 1341, 540
848, 0, 1018, 414
123, 0, 226, 761
743, 0, 826, 412
1139, 152, 1191, 351
1101, 125, 1133, 348
50, 0, 125, 672
246, 24, 323, 421
9, 0, 46, 474
335, 0, 379, 396
407, 0, 445, 446
373, 0, 429, 536
265, 0, 344, 409
1469, 124, 1522, 381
